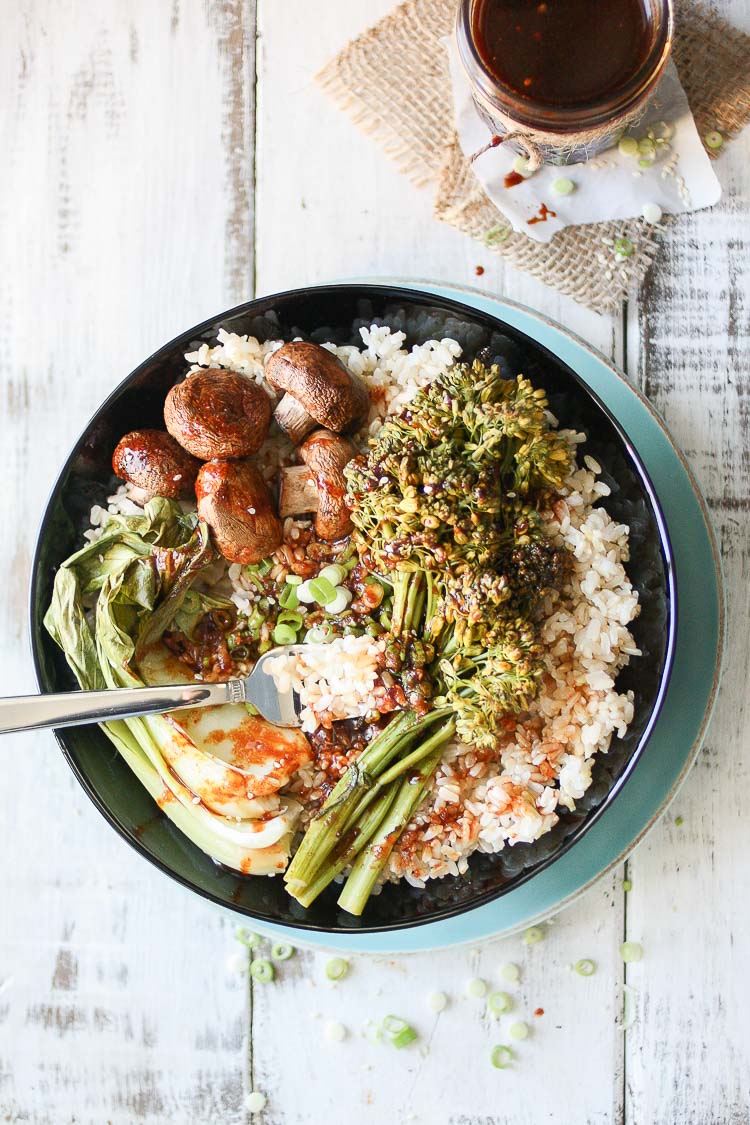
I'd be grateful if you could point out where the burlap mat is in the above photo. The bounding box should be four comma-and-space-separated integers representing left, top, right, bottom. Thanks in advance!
318, 0, 750, 313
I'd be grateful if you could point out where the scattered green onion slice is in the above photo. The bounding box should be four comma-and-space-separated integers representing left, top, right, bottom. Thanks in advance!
428, 991, 448, 1012
551, 176, 575, 195
622, 878, 633, 892
305, 624, 333, 644
512, 154, 531, 176
638, 137, 656, 155
674, 815, 683, 826
297, 580, 315, 604
704, 130, 723, 150
245, 1090, 267, 1113
285, 573, 303, 586
271, 942, 295, 961
641, 202, 662, 224
618, 136, 639, 157
613, 237, 634, 258
523, 925, 545, 946
325, 957, 349, 981
490, 1044, 514, 1069
500, 963, 520, 983
620, 941, 643, 963
277, 611, 303, 628
383, 1015, 418, 1048
307, 576, 337, 605
235, 927, 261, 949
509, 1021, 529, 1040
467, 977, 488, 999
638, 156, 655, 168
278, 584, 299, 610
250, 958, 275, 982
484, 223, 511, 245
318, 564, 347, 586
324, 1020, 347, 1042
488, 991, 513, 1015
273, 623, 297, 646
573, 958, 596, 977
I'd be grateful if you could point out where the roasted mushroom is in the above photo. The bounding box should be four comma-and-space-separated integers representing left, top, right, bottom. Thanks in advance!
265, 341, 368, 444
164, 368, 272, 460
294, 429, 356, 541
112, 429, 201, 500
196, 459, 282, 565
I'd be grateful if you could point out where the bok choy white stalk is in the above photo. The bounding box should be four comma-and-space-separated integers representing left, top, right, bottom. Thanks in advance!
44, 499, 309, 875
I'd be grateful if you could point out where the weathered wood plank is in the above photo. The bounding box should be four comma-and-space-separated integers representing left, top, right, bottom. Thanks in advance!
624, 1, 750, 1118
251, 3, 626, 1121
0, 1, 256, 1120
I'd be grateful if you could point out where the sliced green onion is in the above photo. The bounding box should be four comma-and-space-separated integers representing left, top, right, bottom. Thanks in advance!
641, 202, 662, 224
324, 1020, 347, 1042
250, 958, 275, 982
551, 176, 575, 195
638, 156, 655, 168
522, 925, 545, 946
235, 927, 261, 949
484, 223, 511, 246
620, 941, 643, 963
638, 137, 656, 155
618, 136, 639, 157
278, 584, 299, 610
573, 958, 596, 977
428, 991, 448, 1012
271, 942, 295, 961
383, 1015, 418, 1048
362, 1019, 382, 1044
307, 576, 337, 605
674, 815, 683, 826
512, 154, 531, 177
509, 1021, 529, 1041
391, 1025, 418, 1049
500, 963, 520, 983
704, 130, 723, 150
273, 623, 297, 646
622, 878, 633, 892
318, 564, 347, 586
245, 1090, 267, 1113
305, 624, 333, 644
490, 1044, 514, 1069
285, 573, 303, 586
277, 611, 303, 628
247, 558, 273, 577
297, 580, 315, 604
467, 977, 488, 999
613, 237, 634, 259
325, 957, 349, 981
488, 991, 513, 1015
326, 587, 353, 615
226, 950, 248, 973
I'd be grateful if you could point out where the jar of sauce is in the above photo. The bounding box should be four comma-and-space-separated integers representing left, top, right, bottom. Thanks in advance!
456, 0, 674, 164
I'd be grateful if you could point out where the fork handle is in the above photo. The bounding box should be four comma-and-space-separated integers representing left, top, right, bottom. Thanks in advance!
0, 681, 241, 734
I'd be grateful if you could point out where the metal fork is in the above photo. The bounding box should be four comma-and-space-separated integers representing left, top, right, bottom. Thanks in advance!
0, 646, 312, 734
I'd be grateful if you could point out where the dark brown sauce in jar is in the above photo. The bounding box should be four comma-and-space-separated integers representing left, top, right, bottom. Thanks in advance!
473, 0, 653, 108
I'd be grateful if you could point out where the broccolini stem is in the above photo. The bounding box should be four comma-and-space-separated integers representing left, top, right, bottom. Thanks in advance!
337, 746, 445, 916
284, 709, 447, 896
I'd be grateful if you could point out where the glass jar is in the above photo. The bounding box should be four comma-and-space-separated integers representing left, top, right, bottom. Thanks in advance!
455, 0, 674, 165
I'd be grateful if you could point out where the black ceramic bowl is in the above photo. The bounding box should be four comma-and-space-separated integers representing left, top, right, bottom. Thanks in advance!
30, 284, 676, 934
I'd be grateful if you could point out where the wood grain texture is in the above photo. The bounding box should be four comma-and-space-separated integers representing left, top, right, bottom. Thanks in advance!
624, 25, 750, 1115
1, 0, 747, 1120
0, 1, 256, 1120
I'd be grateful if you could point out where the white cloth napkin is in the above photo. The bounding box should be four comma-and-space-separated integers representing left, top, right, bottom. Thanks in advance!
445, 41, 722, 244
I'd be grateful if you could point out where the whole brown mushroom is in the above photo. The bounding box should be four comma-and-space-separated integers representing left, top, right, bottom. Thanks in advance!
265, 342, 368, 444
297, 429, 357, 541
196, 459, 282, 565
112, 429, 201, 500
164, 368, 272, 460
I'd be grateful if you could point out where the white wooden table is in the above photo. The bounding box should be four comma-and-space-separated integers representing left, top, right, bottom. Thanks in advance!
1, 3, 747, 1122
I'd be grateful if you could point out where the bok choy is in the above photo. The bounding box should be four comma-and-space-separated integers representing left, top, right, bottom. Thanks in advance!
44, 498, 311, 875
